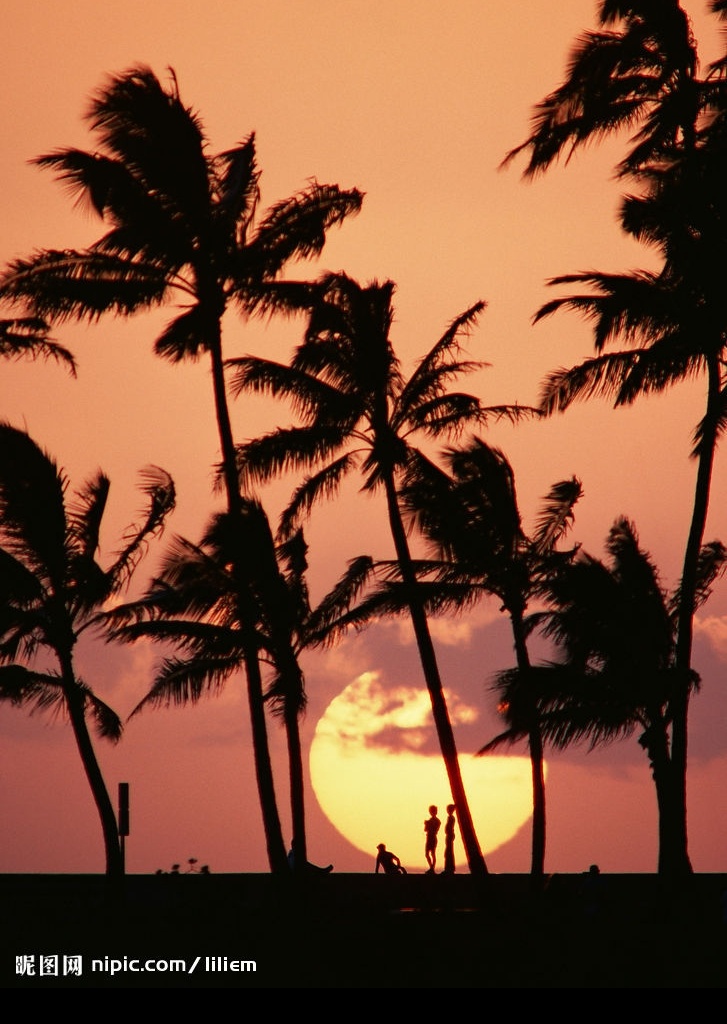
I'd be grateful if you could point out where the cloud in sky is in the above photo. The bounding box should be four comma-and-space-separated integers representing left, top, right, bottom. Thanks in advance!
695, 614, 727, 661
314, 670, 480, 756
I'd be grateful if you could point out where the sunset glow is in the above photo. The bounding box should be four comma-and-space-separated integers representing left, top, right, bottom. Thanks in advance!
1, 1, 726, 881
310, 673, 536, 869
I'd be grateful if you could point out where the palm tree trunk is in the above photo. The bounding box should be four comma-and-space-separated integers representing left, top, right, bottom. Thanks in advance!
670, 354, 721, 879
207, 318, 288, 874
284, 693, 308, 873
528, 724, 546, 882
382, 471, 488, 876
639, 715, 678, 874
61, 652, 123, 880
510, 607, 546, 882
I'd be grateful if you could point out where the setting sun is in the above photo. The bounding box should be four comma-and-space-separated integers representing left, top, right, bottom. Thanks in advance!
309, 671, 537, 870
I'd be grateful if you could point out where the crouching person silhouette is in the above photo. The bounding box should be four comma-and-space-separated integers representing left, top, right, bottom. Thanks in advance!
375, 843, 407, 875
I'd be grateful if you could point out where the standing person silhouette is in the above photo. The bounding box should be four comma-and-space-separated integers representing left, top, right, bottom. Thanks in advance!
424, 805, 441, 873
443, 803, 456, 874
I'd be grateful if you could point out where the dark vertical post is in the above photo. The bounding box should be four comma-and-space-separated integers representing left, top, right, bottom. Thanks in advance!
118, 782, 130, 875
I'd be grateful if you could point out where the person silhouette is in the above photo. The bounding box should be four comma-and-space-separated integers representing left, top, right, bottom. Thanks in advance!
443, 803, 456, 874
375, 843, 407, 875
424, 805, 441, 873
580, 863, 605, 918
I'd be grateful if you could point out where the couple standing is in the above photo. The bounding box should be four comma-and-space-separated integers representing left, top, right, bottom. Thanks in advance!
424, 803, 456, 874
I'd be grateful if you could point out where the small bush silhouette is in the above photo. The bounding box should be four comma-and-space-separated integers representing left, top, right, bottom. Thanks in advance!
155, 857, 211, 875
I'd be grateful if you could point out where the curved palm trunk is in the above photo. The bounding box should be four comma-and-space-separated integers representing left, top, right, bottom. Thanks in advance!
61, 651, 123, 880
271, 636, 308, 872
669, 354, 722, 879
239, 640, 288, 874
382, 471, 488, 877
639, 715, 678, 875
207, 318, 288, 875
284, 694, 308, 873
510, 607, 546, 883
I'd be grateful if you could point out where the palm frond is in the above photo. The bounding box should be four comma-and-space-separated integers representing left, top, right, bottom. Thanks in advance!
0, 423, 68, 583
0, 548, 45, 606
671, 539, 727, 616
154, 305, 210, 362
227, 355, 345, 422
33, 148, 191, 263
247, 184, 363, 279
532, 477, 583, 555
214, 133, 260, 230
0, 665, 66, 715
67, 471, 111, 560
236, 424, 350, 489
397, 357, 486, 422
302, 555, 376, 647
534, 270, 677, 349
278, 454, 357, 540
398, 448, 461, 554
400, 303, 486, 408
500, 13, 687, 179
400, 393, 487, 438
263, 662, 307, 718
87, 65, 212, 232
478, 726, 526, 754
0, 317, 76, 374
695, 378, 727, 458
538, 346, 697, 415
83, 687, 123, 741
0, 249, 171, 323
129, 653, 240, 716
241, 282, 323, 329
104, 466, 176, 594
109, 617, 242, 655
35, 147, 146, 219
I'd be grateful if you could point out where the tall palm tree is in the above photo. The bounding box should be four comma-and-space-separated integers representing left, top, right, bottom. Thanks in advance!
526, 516, 726, 874
0, 422, 175, 878
399, 437, 582, 879
0, 66, 363, 873
503, 1, 727, 878
227, 272, 538, 876
103, 501, 374, 873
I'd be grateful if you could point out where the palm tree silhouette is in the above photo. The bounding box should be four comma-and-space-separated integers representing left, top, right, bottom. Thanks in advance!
503, 1, 727, 878
400, 437, 581, 879
0, 66, 363, 873
501, 1, 701, 181
530, 516, 726, 873
228, 272, 538, 876
0, 422, 175, 878
104, 500, 374, 873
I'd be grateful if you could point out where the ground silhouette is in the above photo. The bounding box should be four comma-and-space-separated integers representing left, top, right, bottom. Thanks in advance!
4, 872, 727, 989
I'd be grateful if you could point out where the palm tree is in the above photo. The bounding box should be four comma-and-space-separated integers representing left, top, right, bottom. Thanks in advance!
501, 1, 703, 181
0, 422, 175, 879
103, 501, 374, 874
503, 1, 727, 878
399, 437, 582, 879
227, 272, 538, 876
0, 66, 363, 873
526, 516, 726, 874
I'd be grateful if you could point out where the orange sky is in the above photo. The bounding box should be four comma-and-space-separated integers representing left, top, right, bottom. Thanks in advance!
1, 1, 727, 876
